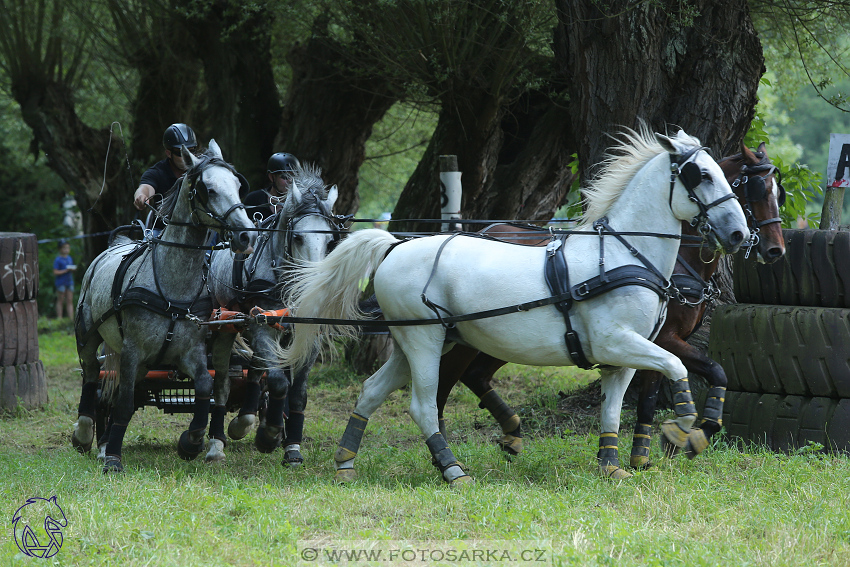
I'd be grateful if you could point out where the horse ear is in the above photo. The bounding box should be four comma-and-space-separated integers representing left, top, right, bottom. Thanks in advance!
289, 180, 303, 205
757, 141, 767, 156
656, 133, 677, 154
182, 145, 200, 169
208, 139, 223, 159
326, 184, 338, 211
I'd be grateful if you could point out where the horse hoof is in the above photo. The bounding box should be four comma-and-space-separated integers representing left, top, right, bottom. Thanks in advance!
102, 456, 124, 474
227, 414, 256, 440
204, 438, 227, 463
496, 434, 523, 456
254, 425, 282, 453
334, 469, 357, 484
660, 420, 689, 448
72, 416, 94, 453
684, 428, 709, 459
629, 455, 655, 470
449, 475, 474, 488
600, 465, 633, 480
177, 430, 204, 461
282, 448, 304, 468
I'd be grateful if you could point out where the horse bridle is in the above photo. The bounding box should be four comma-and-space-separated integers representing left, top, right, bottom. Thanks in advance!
668, 145, 737, 238
728, 157, 785, 257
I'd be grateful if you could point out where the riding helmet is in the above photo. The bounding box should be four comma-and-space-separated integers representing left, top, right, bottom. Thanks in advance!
163, 123, 198, 151
267, 152, 301, 174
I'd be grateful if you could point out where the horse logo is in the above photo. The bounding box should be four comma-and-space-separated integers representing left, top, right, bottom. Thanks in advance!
11, 496, 67, 558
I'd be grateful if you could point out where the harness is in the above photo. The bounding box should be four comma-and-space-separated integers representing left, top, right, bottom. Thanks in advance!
730, 157, 785, 259
77, 239, 214, 365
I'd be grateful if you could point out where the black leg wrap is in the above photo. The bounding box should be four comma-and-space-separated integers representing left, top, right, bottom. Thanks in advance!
701, 386, 725, 426
283, 411, 305, 446
334, 413, 368, 463
238, 381, 262, 416
105, 422, 129, 458
209, 406, 227, 443
78, 381, 99, 418
189, 397, 211, 431
478, 389, 521, 435
597, 433, 619, 468
178, 428, 205, 460
671, 379, 697, 418
98, 416, 114, 447
425, 433, 459, 473
630, 423, 652, 469
266, 396, 287, 428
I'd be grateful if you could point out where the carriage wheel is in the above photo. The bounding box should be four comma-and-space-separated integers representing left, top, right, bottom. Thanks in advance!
708, 303, 850, 397
733, 229, 850, 307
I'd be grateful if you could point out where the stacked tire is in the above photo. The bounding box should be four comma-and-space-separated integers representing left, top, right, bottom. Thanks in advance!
0, 233, 47, 412
708, 228, 850, 453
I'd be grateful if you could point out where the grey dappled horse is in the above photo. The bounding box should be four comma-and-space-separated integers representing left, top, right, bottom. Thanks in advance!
72, 141, 257, 473
204, 166, 340, 464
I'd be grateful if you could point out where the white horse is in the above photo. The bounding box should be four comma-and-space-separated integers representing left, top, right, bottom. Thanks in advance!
204, 165, 340, 464
280, 127, 749, 485
72, 141, 257, 473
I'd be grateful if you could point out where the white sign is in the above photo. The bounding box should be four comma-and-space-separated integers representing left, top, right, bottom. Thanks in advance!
827, 133, 850, 188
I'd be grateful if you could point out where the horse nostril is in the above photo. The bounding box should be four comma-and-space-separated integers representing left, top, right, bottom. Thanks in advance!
765, 246, 784, 261
230, 231, 253, 252
730, 231, 744, 246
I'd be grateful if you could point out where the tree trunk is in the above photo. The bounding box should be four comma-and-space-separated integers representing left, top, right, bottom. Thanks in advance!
559, 0, 764, 177
185, 1, 282, 187
279, 31, 398, 215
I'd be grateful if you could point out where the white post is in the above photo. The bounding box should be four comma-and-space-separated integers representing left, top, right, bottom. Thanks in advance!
439, 155, 462, 232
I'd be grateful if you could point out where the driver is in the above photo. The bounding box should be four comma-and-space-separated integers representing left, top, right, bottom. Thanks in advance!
133, 123, 199, 212
244, 152, 301, 221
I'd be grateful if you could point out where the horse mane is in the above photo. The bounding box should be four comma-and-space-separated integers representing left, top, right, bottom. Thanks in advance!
280, 163, 334, 220
578, 125, 701, 227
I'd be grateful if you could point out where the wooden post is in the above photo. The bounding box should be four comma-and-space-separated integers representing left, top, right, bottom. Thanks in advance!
820, 186, 845, 230
439, 155, 462, 231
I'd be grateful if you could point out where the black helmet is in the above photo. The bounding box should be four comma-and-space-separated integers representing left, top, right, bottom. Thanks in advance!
267, 152, 300, 174
163, 123, 198, 151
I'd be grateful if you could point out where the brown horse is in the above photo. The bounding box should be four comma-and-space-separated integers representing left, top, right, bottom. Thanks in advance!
434, 142, 786, 468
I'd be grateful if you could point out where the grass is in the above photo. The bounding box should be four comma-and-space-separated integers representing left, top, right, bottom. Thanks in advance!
2, 322, 850, 566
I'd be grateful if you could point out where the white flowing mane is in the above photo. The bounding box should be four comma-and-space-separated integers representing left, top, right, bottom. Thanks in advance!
578, 126, 702, 227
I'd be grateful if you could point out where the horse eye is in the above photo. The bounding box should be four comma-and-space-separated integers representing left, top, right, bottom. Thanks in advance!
292, 234, 304, 244
701, 172, 711, 181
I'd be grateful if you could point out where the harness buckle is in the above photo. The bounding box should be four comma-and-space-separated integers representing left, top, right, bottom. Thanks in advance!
546, 239, 562, 257
576, 283, 590, 297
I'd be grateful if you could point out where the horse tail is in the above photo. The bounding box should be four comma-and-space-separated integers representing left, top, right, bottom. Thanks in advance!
100, 344, 120, 404
280, 229, 399, 369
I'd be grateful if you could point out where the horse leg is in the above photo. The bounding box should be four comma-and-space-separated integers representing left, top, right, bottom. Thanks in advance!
672, 340, 728, 460
228, 364, 262, 440
72, 339, 102, 454
598, 366, 638, 479
177, 351, 214, 461
630, 369, 663, 469
334, 345, 411, 483
398, 326, 472, 487
102, 347, 146, 473
589, 329, 695, 466
206, 332, 235, 463
253, 328, 289, 454
436, 345, 478, 439
460, 353, 520, 455
282, 345, 318, 467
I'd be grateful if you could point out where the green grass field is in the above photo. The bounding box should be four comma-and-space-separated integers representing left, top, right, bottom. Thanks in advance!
2, 322, 850, 566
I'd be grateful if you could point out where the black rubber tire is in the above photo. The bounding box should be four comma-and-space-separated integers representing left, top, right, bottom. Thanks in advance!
722, 390, 850, 454
709, 304, 850, 397
0, 233, 39, 303
733, 229, 850, 307
0, 300, 39, 366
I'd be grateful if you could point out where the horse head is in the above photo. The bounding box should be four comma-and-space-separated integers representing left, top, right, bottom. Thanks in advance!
277, 165, 341, 264
657, 130, 749, 254
180, 140, 257, 253
720, 142, 786, 263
